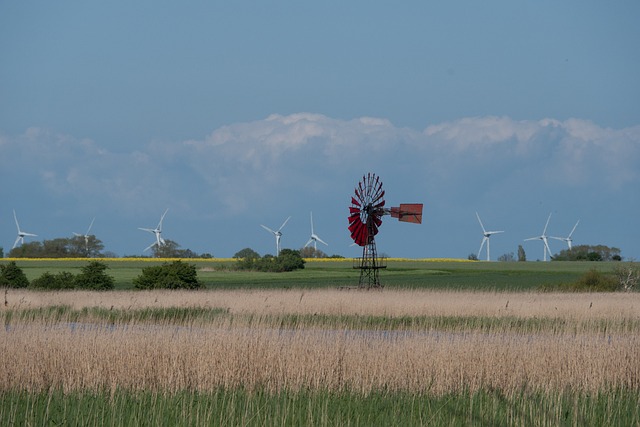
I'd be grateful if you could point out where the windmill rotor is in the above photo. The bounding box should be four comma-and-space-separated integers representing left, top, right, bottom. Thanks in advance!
525, 213, 553, 261
13, 209, 37, 249
304, 212, 328, 250
476, 212, 504, 261
261, 216, 291, 256
550, 220, 579, 250
139, 209, 169, 252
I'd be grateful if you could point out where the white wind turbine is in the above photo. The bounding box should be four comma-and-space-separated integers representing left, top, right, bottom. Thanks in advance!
476, 212, 504, 261
304, 212, 328, 251
525, 213, 553, 261
73, 217, 95, 254
551, 220, 579, 250
139, 209, 168, 252
261, 216, 291, 256
12, 210, 38, 249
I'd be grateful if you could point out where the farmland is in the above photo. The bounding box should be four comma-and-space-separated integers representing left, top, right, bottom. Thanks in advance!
1, 259, 639, 425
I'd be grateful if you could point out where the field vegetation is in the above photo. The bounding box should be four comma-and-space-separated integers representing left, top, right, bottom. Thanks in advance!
1, 260, 639, 425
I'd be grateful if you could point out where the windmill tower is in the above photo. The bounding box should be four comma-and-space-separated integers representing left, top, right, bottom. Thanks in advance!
476, 212, 504, 261
348, 173, 423, 288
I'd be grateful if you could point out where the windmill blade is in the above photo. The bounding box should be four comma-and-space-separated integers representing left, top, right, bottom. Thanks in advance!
476, 212, 486, 233
315, 235, 328, 246
568, 220, 580, 238
543, 237, 552, 259
278, 216, 291, 232
86, 217, 95, 235
304, 238, 314, 248
261, 224, 276, 235
478, 236, 487, 258
542, 213, 552, 235
139, 227, 155, 234
144, 241, 158, 252
13, 236, 22, 249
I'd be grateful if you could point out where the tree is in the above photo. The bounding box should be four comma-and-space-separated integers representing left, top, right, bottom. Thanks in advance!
498, 252, 515, 262
152, 239, 210, 258
133, 261, 203, 290
468, 253, 478, 261
8, 237, 106, 258
517, 245, 526, 262
299, 246, 327, 258
74, 261, 115, 290
0, 261, 29, 288
553, 244, 621, 261
612, 263, 640, 291
233, 248, 260, 259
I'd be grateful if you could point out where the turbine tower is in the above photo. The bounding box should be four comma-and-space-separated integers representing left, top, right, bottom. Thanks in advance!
139, 209, 168, 252
73, 217, 95, 254
525, 213, 553, 261
551, 220, 579, 250
304, 212, 328, 251
261, 216, 291, 256
476, 212, 504, 261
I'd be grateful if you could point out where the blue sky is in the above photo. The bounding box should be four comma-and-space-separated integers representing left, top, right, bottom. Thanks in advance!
1, 1, 639, 259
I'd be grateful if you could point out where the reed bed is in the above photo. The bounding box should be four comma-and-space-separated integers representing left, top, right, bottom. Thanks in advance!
2, 289, 639, 425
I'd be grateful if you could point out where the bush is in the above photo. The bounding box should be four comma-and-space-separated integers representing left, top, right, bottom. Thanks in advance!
30, 271, 76, 290
570, 268, 617, 292
74, 261, 115, 290
0, 261, 29, 288
134, 261, 203, 290
234, 249, 305, 273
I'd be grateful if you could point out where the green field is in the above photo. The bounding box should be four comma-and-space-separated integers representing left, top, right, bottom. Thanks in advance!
0, 258, 628, 290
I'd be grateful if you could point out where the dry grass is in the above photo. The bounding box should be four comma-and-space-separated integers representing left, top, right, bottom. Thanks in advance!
1, 289, 639, 397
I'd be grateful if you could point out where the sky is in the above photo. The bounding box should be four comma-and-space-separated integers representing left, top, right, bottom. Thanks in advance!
1, 1, 639, 260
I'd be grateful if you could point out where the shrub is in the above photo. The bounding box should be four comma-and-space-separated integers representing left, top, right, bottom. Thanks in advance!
0, 261, 29, 288
134, 261, 203, 290
30, 271, 76, 290
571, 268, 617, 292
74, 261, 115, 290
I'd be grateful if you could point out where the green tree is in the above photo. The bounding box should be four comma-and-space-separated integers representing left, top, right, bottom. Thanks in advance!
517, 245, 526, 262
553, 244, 621, 261
0, 261, 29, 288
498, 252, 515, 262
30, 271, 76, 290
233, 248, 260, 259
133, 261, 203, 290
74, 261, 115, 290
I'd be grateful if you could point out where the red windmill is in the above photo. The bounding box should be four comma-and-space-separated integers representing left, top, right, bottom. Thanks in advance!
348, 173, 423, 288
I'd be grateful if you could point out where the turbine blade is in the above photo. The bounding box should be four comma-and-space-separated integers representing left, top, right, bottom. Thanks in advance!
261, 224, 276, 234
569, 220, 579, 237
542, 213, 552, 235
87, 217, 95, 235
278, 216, 291, 232
476, 212, 486, 233
316, 236, 328, 246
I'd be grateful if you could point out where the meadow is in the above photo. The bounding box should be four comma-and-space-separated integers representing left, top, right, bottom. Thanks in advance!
1, 259, 639, 425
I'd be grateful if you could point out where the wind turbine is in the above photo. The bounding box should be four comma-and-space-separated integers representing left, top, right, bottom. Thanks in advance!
525, 213, 553, 261
12, 210, 37, 249
304, 212, 328, 251
73, 217, 95, 254
139, 209, 168, 252
261, 216, 291, 256
476, 212, 504, 261
551, 220, 579, 250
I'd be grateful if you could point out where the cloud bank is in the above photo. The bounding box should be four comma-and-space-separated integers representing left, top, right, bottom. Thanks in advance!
1, 114, 638, 257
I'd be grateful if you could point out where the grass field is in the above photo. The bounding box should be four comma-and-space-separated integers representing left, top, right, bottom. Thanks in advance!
0, 258, 628, 290
1, 259, 639, 425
